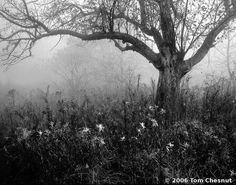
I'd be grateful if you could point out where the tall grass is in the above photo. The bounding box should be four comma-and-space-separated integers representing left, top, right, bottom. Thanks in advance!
0, 75, 235, 185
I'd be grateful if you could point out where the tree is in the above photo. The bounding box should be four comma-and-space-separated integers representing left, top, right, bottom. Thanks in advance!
0, 0, 236, 116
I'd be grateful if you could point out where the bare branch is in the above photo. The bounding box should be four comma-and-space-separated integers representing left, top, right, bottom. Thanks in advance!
34, 30, 161, 65
138, 0, 147, 26
183, 10, 236, 75
113, 40, 136, 52
157, 0, 176, 49
180, 0, 189, 52
0, 0, 235, 73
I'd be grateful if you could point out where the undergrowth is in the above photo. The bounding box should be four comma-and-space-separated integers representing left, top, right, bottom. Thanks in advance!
0, 77, 235, 185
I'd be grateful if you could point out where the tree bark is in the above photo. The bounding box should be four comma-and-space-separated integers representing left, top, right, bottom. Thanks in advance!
155, 52, 183, 120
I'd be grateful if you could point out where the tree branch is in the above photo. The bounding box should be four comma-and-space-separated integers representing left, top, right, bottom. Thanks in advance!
114, 13, 164, 49
180, 0, 189, 52
157, 0, 176, 49
138, 0, 147, 26
182, 11, 236, 75
35, 30, 161, 67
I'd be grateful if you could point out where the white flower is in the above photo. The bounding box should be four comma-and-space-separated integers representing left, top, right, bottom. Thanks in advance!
230, 170, 236, 176
92, 136, 105, 146
131, 136, 138, 140
149, 105, 154, 111
100, 138, 105, 145
183, 142, 189, 148
120, 136, 125, 141
183, 131, 189, 137
140, 122, 146, 129
96, 124, 105, 132
213, 135, 218, 139
160, 108, 166, 114
85, 164, 89, 168
150, 119, 158, 127
49, 121, 54, 127
168, 142, 174, 147
44, 129, 51, 135
137, 128, 141, 133
38, 130, 43, 136
166, 142, 174, 152
82, 127, 90, 133
22, 128, 31, 139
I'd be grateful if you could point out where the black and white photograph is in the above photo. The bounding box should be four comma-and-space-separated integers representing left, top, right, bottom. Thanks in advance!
0, 0, 235, 184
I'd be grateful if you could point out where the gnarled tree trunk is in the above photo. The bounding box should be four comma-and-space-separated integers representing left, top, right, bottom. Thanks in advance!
155, 68, 181, 108
155, 50, 184, 119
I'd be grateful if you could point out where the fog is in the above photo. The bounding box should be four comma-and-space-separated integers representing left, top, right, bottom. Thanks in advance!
0, 33, 235, 97
0, 37, 66, 88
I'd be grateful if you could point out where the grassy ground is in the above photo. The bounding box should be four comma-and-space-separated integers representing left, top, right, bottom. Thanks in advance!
0, 77, 235, 184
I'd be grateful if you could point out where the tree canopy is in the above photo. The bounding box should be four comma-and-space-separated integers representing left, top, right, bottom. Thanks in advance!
0, 0, 236, 73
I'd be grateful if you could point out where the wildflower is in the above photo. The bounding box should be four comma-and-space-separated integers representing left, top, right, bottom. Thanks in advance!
146, 151, 158, 159
166, 142, 174, 152
212, 135, 218, 139
183, 142, 189, 148
92, 136, 105, 146
96, 124, 105, 132
85, 164, 89, 168
3, 146, 8, 153
63, 122, 69, 128
137, 128, 141, 133
149, 105, 154, 111
183, 130, 189, 137
131, 136, 138, 140
149, 105, 159, 111
38, 130, 43, 136
100, 138, 105, 145
163, 167, 171, 177
125, 101, 130, 105
167, 142, 174, 148
230, 170, 236, 176
140, 122, 146, 129
120, 136, 125, 141
150, 119, 158, 127
49, 121, 54, 128
22, 128, 31, 140
82, 127, 90, 133
44, 129, 51, 136
160, 108, 166, 114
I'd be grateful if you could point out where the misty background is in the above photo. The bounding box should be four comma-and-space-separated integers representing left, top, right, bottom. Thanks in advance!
0, 33, 235, 98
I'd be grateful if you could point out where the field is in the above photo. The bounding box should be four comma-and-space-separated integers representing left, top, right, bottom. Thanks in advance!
0, 76, 235, 185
